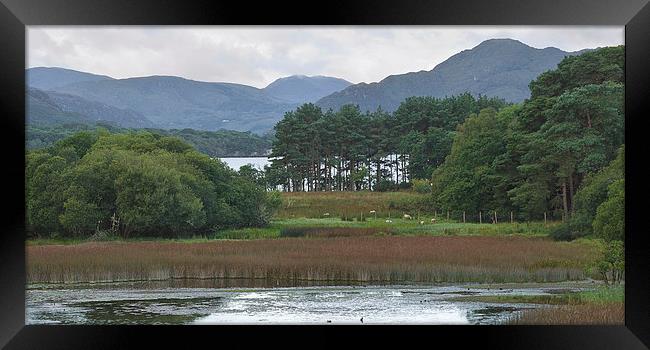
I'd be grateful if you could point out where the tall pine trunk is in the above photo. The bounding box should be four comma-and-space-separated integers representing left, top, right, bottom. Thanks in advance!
562, 180, 569, 221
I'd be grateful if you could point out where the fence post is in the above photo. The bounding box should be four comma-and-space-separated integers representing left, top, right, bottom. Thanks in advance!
510, 211, 514, 223
544, 212, 547, 225
494, 210, 498, 224
479, 211, 482, 224
447, 211, 450, 220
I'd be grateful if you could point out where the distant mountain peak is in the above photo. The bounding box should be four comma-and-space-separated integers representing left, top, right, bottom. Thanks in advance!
263, 75, 352, 104
316, 38, 589, 112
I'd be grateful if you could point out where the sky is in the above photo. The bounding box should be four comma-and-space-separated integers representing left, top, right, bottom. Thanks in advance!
27, 26, 624, 89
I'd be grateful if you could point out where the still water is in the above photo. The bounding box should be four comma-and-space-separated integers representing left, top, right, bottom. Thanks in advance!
26, 281, 583, 325
219, 157, 269, 171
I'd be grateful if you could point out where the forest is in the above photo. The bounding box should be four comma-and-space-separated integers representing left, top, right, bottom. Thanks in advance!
27, 123, 273, 157
26, 130, 281, 238
265, 46, 624, 240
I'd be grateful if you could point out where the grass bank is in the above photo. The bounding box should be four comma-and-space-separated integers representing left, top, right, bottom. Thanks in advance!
507, 286, 624, 325
211, 218, 554, 240
448, 285, 624, 325
450, 284, 624, 305
27, 218, 556, 243
27, 235, 598, 284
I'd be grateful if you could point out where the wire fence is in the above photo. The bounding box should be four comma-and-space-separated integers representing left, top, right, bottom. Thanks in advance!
429, 210, 563, 224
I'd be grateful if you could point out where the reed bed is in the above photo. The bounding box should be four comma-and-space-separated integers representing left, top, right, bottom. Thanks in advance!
508, 303, 624, 325
27, 236, 597, 284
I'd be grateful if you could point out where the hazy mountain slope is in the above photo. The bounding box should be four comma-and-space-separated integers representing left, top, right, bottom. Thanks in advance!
48, 76, 297, 134
316, 39, 586, 112
27, 67, 114, 90
263, 75, 352, 104
27, 88, 155, 128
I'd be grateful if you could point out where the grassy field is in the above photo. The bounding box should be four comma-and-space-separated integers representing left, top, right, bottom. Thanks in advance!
26, 218, 556, 243
26, 191, 603, 287
277, 191, 431, 219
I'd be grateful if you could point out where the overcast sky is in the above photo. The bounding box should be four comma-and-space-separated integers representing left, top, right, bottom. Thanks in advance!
27, 26, 624, 88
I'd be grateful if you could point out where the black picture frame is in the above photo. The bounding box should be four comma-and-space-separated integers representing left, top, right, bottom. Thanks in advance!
1, 0, 648, 348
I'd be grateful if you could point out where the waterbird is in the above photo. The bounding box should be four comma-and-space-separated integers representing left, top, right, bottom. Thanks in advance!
360, 317, 364, 324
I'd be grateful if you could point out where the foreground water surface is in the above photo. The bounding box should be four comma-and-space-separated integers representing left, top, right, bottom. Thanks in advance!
26, 280, 591, 325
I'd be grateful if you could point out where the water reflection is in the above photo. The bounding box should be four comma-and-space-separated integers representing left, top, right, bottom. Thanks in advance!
27, 280, 584, 325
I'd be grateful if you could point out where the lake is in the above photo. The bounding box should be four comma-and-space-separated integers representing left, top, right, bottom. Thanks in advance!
219, 157, 270, 171
26, 281, 586, 325
219, 156, 408, 183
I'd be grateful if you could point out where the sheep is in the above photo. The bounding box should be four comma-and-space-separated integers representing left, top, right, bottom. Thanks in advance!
419, 220, 425, 225
431, 218, 437, 224
403, 214, 412, 220
323, 213, 330, 217
385, 219, 393, 223
369, 210, 376, 214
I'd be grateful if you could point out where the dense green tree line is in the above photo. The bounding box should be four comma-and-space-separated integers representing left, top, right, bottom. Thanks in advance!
267, 46, 624, 241
26, 130, 280, 238
430, 46, 624, 239
27, 123, 273, 157
267, 93, 507, 191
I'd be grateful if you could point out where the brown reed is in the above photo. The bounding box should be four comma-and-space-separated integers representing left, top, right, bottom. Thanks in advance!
27, 236, 598, 284
509, 303, 624, 325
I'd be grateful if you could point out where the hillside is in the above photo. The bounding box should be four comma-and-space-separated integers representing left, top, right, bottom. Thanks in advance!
42, 75, 295, 134
27, 88, 155, 128
26, 69, 351, 134
316, 39, 588, 112
263, 75, 352, 104
27, 67, 114, 90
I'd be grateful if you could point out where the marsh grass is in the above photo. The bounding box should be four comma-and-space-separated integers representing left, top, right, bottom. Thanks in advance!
499, 285, 625, 325
508, 303, 624, 325
27, 236, 598, 284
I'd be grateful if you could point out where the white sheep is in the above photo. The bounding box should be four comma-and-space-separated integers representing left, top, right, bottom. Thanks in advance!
419, 220, 425, 225
431, 218, 437, 224
323, 213, 330, 217
385, 219, 393, 223
369, 210, 376, 214
403, 214, 412, 220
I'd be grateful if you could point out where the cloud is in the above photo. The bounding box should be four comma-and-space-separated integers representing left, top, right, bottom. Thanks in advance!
27, 26, 623, 88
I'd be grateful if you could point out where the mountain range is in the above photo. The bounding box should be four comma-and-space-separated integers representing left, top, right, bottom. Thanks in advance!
316, 39, 590, 112
26, 39, 592, 134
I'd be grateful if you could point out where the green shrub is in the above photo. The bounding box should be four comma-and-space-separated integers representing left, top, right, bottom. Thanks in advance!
411, 179, 432, 194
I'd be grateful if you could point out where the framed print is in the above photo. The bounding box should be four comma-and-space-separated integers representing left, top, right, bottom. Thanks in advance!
1, 0, 648, 348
